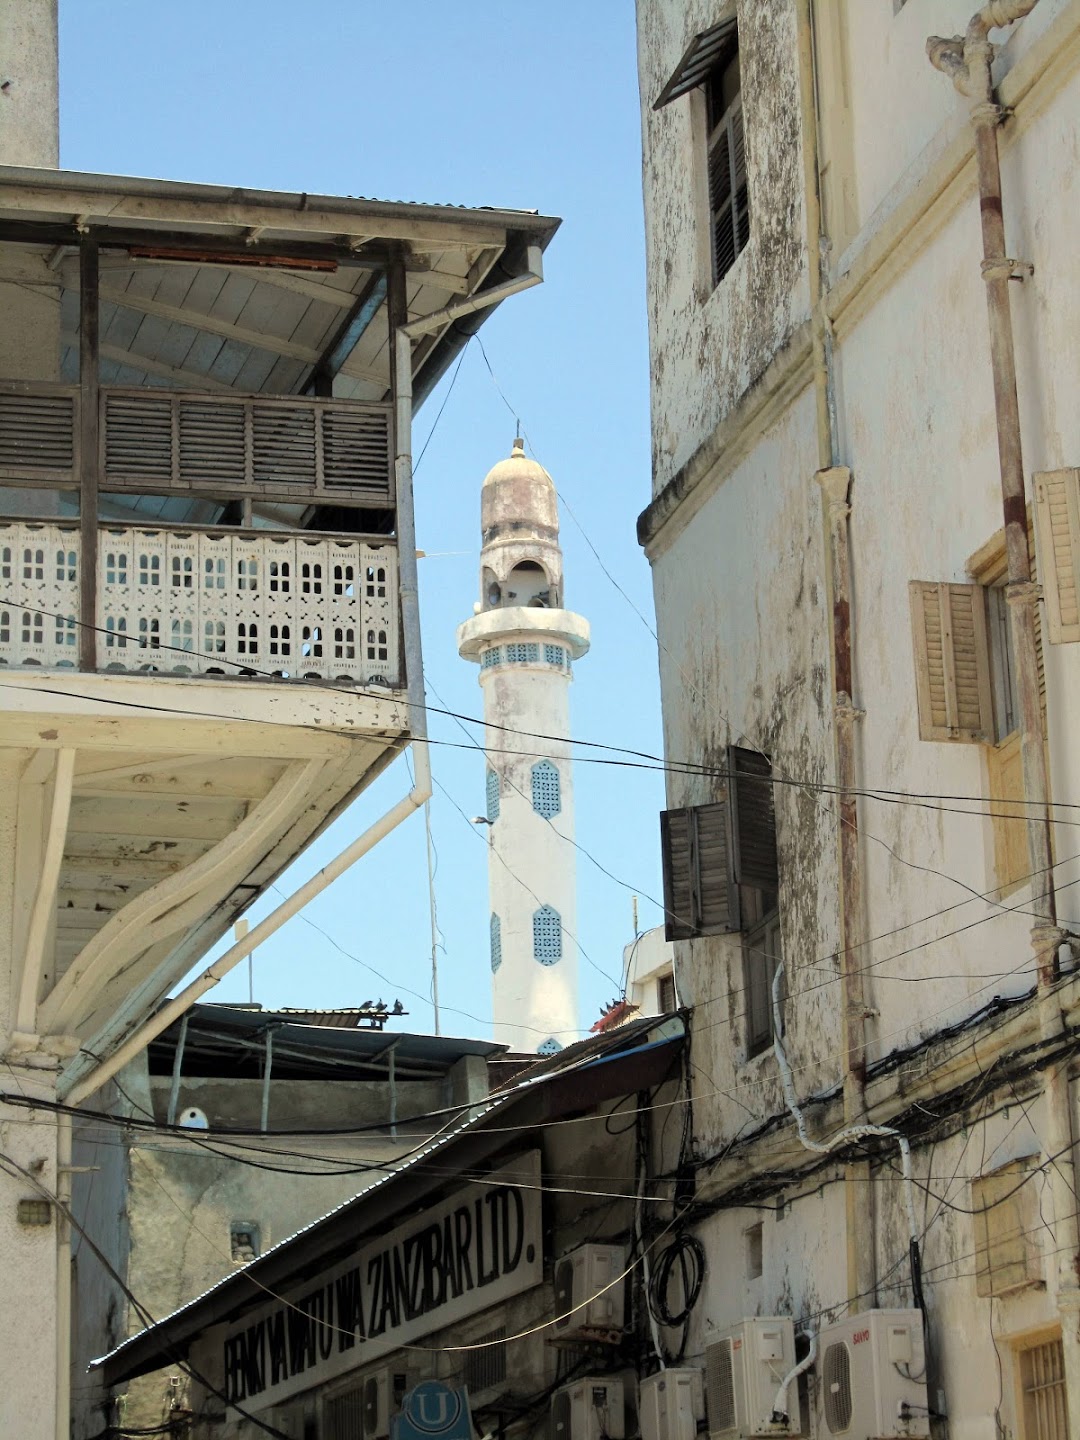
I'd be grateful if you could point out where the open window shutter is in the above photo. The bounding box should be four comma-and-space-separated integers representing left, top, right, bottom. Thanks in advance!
660, 802, 738, 941
1034, 469, 1080, 644
728, 747, 778, 888
660, 808, 697, 941
652, 18, 738, 110
909, 581, 994, 742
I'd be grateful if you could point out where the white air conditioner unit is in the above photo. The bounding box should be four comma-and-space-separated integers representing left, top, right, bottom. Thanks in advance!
551, 1377, 626, 1440
640, 1368, 705, 1440
554, 1243, 625, 1330
816, 1310, 929, 1439
705, 1318, 801, 1439
361, 1367, 412, 1440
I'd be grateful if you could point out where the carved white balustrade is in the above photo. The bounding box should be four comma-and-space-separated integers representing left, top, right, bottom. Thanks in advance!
0, 521, 400, 685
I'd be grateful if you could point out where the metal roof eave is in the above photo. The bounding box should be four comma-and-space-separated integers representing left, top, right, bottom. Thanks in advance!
94, 1015, 684, 1387
0, 164, 561, 252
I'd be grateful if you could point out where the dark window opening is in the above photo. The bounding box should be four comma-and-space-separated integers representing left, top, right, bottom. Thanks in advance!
705, 45, 749, 286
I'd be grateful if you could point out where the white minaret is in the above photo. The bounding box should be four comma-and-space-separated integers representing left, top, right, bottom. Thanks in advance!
457, 440, 590, 1054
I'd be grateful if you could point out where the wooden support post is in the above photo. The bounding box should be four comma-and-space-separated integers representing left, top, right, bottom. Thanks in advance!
387, 250, 408, 454
78, 237, 100, 673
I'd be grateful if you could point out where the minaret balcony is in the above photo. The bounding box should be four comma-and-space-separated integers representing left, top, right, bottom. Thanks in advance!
456, 604, 590, 664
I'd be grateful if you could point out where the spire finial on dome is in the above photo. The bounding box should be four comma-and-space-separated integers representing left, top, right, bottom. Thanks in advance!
511, 435, 525, 458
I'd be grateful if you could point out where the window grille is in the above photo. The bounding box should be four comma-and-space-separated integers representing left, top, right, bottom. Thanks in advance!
486, 768, 500, 822
236, 557, 258, 592
56, 549, 77, 584
490, 913, 502, 973
324, 1386, 364, 1440
334, 563, 355, 598
106, 553, 127, 586
204, 556, 225, 590
23, 546, 44, 581
24, 610, 43, 646
334, 626, 355, 661
544, 644, 567, 667
533, 906, 562, 965
301, 561, 323, 596
105, 616, 127, 649
464, 1328, 507, 1394
506, 642, 539, 664
481, 646, 502, 670
206, 619, 227, 654
537, 1037, 563, 1056
531, 760, 561, 819
1017, 1337, 1068, 1440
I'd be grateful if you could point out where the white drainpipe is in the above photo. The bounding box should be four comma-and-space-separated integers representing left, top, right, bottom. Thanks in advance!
65, 246, 545, 1110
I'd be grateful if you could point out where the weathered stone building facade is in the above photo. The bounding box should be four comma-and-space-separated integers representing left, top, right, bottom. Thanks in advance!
637, 0, 1080, 1433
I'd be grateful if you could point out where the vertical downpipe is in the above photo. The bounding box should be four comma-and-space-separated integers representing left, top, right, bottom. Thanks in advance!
55, 1110, 72, 1440
796, 0, 875, 1310
78, 237, 100, 673
929, 7, 1080, 1421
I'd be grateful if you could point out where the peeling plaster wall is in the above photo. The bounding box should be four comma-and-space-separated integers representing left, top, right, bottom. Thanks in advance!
638, 0, 1080, 1418
637, 0, 809, 491
114, 1071, 462, 1433
651, 384, 839, 1142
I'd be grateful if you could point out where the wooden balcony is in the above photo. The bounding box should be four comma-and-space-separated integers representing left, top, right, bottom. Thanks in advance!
0, 518, 400, 686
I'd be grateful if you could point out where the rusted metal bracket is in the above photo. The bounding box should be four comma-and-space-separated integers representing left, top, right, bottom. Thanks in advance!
981, 256, 1034, 281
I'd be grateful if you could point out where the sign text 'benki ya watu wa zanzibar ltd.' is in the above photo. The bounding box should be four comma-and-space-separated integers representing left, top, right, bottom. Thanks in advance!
220, 1152, 543, 1411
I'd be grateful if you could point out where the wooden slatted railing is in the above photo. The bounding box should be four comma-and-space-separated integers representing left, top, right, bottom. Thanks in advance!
0, 382, 394, 507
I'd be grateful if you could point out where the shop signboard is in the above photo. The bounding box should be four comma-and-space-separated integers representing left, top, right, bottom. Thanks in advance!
217, 1151, 542, 1413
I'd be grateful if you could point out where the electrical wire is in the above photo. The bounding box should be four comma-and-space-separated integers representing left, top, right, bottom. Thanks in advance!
4, 609, 1080, 823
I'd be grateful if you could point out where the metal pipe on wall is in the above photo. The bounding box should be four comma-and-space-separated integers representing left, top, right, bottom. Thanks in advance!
928, 3, 1080, 1422
795, 0, 876, 1312
55, 1110, 72, 1440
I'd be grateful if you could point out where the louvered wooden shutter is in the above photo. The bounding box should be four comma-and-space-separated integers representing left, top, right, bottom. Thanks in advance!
909, 581, 994, 742
708, 100, 749, 284
1034, 469, 1080, 644
729, 746, 778, 888
660, 803, 739, 941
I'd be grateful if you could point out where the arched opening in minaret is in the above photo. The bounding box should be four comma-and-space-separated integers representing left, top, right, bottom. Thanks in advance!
505, 560, 556, 608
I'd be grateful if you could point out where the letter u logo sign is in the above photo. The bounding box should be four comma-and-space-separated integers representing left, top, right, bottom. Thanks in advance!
405, 1382, 463, 1435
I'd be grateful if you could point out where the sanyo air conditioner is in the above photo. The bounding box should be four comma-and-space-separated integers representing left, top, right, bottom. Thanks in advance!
362, 1367, 412, 1440
554, 1243, 625, 1331
705, 1319, 802, 1440
816, 1310, 929, 1440
551, 1377, 626, 1440
640, 1367, 706, 1440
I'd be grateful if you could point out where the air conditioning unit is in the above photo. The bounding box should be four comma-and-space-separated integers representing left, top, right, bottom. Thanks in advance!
640, 1368, 705, 1440
705, 1319, 801, 1439
362, 1367, 411, 1440
816, 1310, 928, 1440
551, 1377, 626, 1440
554, 1243, 625, 1330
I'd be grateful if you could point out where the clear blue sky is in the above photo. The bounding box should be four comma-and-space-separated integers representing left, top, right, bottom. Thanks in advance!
58, 0, 666, 1046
